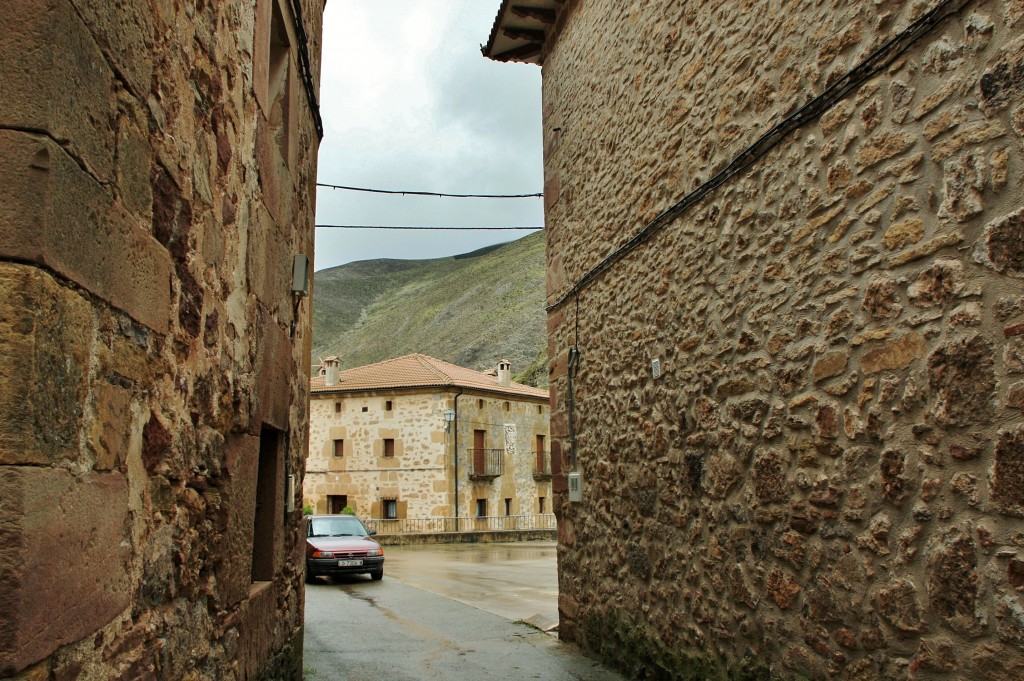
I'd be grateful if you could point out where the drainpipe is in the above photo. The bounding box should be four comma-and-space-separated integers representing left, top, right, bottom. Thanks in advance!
452, 390, 463, 532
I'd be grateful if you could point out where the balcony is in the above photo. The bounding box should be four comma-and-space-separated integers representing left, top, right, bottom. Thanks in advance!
365, 514, 556, 535
533, 450, 551, 480
469, 448, 503, 479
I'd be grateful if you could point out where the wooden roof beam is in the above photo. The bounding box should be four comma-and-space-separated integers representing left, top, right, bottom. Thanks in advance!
490, 42, 544, 62
510, 6, 557, 23
501, 27, 547, 42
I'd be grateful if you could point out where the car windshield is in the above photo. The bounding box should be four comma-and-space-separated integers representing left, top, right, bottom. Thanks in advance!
309, 516, 368, 538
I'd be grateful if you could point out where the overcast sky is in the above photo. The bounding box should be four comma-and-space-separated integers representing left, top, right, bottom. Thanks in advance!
313, 1, 544, 272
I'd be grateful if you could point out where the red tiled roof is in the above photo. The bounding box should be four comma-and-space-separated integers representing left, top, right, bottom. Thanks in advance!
311, 354, 549, 400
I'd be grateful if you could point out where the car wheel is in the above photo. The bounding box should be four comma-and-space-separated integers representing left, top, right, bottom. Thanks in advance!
305, 564, 316, 584
370, 569, 383, 581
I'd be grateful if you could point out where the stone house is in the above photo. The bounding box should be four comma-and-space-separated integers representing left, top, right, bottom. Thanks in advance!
487, 1, 1024, 679
305, 355, 553, 528
1, 1, 323, 678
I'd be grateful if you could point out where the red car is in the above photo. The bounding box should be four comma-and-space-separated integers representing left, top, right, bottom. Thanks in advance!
305, 514, 385, 582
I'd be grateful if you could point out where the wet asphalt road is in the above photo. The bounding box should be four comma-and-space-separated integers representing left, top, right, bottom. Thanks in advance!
302, 541, 625, 681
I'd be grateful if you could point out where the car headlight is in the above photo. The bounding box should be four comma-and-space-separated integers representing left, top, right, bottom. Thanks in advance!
367, 548, 381, 557
311, 550, 335, 558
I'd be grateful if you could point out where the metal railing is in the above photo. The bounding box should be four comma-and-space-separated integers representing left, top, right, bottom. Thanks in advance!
364, 514, 556, 535
469, 448, 503, 478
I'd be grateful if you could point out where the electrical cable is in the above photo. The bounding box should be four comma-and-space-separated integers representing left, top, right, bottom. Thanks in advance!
317, 182, 543, 199
287, 0, 324, 139
546, 0, 970, 313
314, 224, 543, 231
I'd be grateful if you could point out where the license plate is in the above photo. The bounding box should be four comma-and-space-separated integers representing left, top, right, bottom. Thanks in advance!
338, 559, 362, 567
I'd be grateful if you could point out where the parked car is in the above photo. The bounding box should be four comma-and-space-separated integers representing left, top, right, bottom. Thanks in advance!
305, 514, 385, 582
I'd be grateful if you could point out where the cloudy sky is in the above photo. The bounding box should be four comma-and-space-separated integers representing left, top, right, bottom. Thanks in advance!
313, 1, 544, 272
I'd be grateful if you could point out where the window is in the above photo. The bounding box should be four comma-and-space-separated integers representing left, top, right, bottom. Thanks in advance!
328, 495, 347, 514
539, 496, 546, 514
383, 499, 398, 519
361, 406, 368, 412
335, 402, 341, 413
333, 439, 344, 457
252, 426, 283, 582
505, 498, 512, 516
383, 438, 395, 457
267, 2, 293, 165
478, 399, 484, 408
504, 401, 510, 411
385, 400, 393, 411
476, 499, 487, 517
538, 405, 543, 414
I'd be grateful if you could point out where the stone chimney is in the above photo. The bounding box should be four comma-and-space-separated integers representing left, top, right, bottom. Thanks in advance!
323, 356, 341, 386
497, 359, 512, 387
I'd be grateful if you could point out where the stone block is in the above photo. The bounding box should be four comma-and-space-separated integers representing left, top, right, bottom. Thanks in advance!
0, 0, 115, 181
67, 0, 155, 98
247, 204, 291, 317
975, 208, 1024, 278
0, 265, 91, 466
860, 332, 926, 374
927, 525, 982, 635
215, 435, 260, 609
0, 467, 130, 675
0, 131, 172, 334
927, 334, 996, 427
992, 427, 1024, 514
253, 314, 293, 434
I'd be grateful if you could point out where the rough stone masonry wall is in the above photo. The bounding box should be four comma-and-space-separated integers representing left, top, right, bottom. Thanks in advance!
543, 1, 1024, 679
0, 1, 322, 679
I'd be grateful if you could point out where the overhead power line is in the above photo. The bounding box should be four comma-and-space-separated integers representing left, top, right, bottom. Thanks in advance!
317, 182, 543, 199
315, 224, 543, 231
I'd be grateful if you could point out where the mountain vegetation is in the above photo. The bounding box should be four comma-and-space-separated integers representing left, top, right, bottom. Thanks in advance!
311, 231, 549, 386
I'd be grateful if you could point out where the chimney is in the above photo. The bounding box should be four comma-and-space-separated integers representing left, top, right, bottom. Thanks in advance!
497, 359, 512, 387
323, 356, 341, 386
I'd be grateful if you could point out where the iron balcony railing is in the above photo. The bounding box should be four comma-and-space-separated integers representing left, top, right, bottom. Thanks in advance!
533, 450, 551, 479
469, 448, 503, 478
364, 514, 556, 535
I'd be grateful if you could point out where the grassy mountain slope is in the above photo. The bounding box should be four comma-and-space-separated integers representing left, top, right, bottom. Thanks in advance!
312, 231, 548, 386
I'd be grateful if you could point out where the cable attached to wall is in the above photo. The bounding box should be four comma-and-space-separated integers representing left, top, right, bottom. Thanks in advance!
546, 0, 970, 313
287, 0, 324, 139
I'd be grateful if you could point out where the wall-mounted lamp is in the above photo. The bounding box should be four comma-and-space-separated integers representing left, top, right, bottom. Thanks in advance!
443, 408, 456, 432
291, 254, 310, 296
290, 254, 310, 339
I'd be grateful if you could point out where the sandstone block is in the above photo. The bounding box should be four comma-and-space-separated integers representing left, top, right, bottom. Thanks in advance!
0, 132, 172, 333
927, 525, 982, 635
860, 332, 926, 374
875, 579, 924, 633
980, 34, 1024, 112
856, 130, 914, 171
927, 334, 996, 427
813, 351, 848, 383
992, 427, 1024, 514
0, 467, 130, 675
0, 265, 91, 466
882, 217, 924, 250
974, 208, 1024, 277
0, 0, 115, 180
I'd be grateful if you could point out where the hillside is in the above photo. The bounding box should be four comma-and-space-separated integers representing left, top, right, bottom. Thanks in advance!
311, 231, 549, 386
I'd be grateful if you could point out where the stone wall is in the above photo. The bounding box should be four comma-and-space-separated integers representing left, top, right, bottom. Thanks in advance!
542, 1, 1024, 679
0, 1, 323, 679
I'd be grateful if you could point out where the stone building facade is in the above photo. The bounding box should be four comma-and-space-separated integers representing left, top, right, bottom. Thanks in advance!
1, 1, 323, 679
487, 0, 1024, 679
305, 355, 552, 527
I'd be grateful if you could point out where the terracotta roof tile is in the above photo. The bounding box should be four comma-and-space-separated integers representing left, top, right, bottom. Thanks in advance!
311, 354, 548, 400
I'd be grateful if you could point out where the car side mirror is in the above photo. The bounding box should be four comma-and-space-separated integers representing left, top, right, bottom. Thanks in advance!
368, 529, 377, 536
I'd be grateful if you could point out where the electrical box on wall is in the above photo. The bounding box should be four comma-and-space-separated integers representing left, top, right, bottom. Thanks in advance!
568, 471, 582, 502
